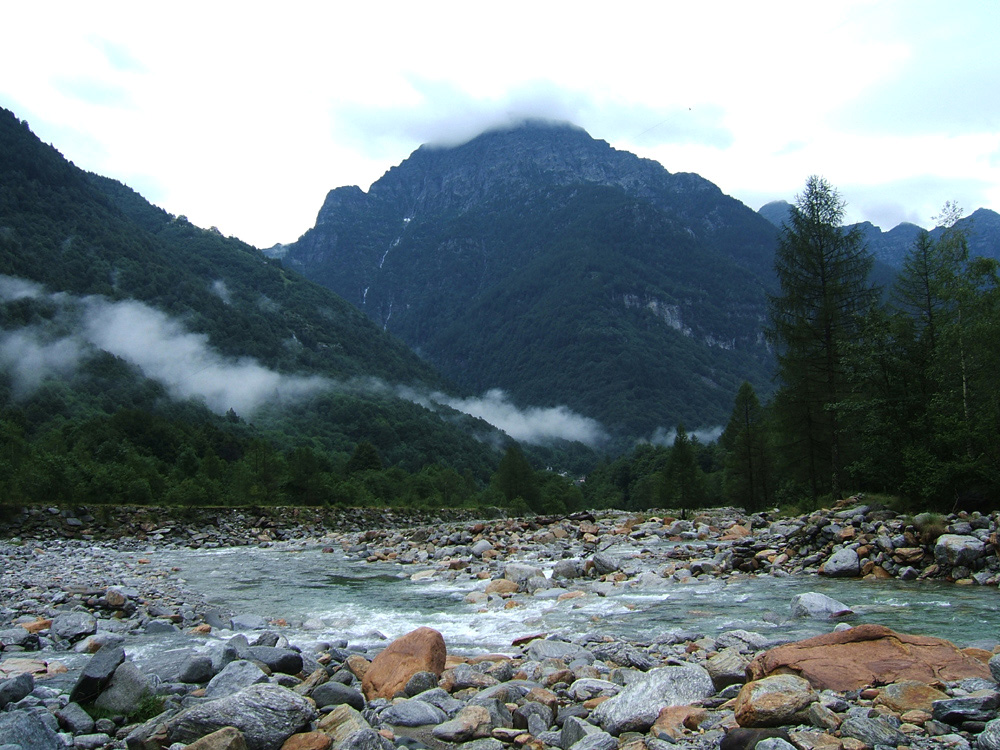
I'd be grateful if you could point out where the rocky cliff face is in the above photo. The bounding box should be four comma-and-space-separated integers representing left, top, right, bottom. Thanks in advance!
282, 120, 780, 440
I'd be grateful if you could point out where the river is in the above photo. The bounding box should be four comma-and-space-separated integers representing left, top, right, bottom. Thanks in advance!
152, 542, 1000, 653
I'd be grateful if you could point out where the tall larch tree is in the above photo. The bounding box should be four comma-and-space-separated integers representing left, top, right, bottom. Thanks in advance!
767, 176, 878, 500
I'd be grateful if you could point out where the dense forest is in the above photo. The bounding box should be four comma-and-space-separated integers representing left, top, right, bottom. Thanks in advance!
586, 180, 1000, 515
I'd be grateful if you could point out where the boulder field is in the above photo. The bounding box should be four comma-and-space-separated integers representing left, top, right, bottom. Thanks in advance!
4, 499, 1000, 749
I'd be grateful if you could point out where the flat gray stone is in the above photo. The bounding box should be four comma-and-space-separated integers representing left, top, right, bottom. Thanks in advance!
591, 664, 714, 735
231, 614, 269, 631
165, 683, 316, 750
381, 698, 448, 726
839, 716, 906, 747
527, 639, 591, 663
204, 659, 268, 699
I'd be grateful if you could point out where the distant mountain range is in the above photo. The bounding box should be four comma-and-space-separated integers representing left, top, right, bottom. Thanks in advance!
277, 121, 781, 441
758, 200, 1000, 268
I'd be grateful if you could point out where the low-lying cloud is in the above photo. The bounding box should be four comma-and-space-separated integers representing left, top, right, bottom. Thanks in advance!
422, 388, 607, 447
0, 275, 608, 447
81, 298, 329, 414
0, 275, 329, 415
650, 425, 724, 447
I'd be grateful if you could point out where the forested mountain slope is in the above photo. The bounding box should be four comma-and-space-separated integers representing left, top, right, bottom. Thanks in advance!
0, 107, 508, 506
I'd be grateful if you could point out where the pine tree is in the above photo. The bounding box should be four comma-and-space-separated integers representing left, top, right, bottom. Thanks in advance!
720, 382, 772, 511
767, 176, 878, 500
663, 424, 706, 518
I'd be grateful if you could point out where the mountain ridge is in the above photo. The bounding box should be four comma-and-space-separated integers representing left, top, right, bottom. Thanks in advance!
282, 121, 780, 442
758, 199, 1000, 268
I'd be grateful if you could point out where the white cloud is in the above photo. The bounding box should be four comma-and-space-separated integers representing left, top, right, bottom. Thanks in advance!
428, 388, 608, 448
0, 2, 996, 248
81, 297, 330, 415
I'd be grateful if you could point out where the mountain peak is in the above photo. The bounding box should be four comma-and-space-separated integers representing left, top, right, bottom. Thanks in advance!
283, 122, 780, 440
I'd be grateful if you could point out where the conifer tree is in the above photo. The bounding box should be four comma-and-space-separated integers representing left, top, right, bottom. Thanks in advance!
721, 382, 772, 511
767, 176, 878, 499
663, 424, 706, 518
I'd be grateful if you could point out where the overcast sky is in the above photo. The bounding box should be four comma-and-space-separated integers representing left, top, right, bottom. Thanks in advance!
2, 1, 997, 249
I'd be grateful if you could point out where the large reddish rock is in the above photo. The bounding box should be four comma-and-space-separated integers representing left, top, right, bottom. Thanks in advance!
747, 624, 990, 691
361, 627, 447, 700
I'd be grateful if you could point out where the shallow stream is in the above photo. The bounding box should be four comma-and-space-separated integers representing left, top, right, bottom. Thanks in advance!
153, 544, 1000, 653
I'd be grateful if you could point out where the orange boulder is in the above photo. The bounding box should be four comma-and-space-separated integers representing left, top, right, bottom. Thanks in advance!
747, 624, 990, 692
361, 626, 446, 700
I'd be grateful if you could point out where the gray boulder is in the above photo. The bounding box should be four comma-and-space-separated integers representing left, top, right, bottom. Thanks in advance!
458, 740, 504, 750
569, 731, 618, 750
230, 613, 269, 631
312, 680, 366, 710
381, 698, 449, 726
93, 660, 152, 715
165, 683, 316, 750
990, 653, 1000, 684
590, 664, 714, 735
0, 710, 63, 750
561, 715, 603, 748
145, 619, 180, 634
513, 701, 553, 731
51, 611, 97, 641
933, 691, 1000, 723
471, 540, 493, 557
820, 547, 860, 577
706, 648, 749, 690
979, 717, 1000, 750
204, 659, 269, 699
552, 559, 584, 580
178, 654, 216, 683
413, 686, 464, 717
935, 534, 986, 568
715, 630, 773, 652
0, 628, 33, 649
756, 740, 797, 750
790, 592, 854, 619
0, 672, 34, 708
246, 646, 303, 675
567, 678, 621, 701
69, 643, 126, 704
504, 563, 544, 586
55, 701, 95, 735
404, 670, 439, 696
72, 732, 113, 749
591, 641, 654, 671
591, 553, 619, 576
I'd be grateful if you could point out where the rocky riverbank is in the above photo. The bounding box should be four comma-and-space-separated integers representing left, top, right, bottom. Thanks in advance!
3, 499, 1000, 750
